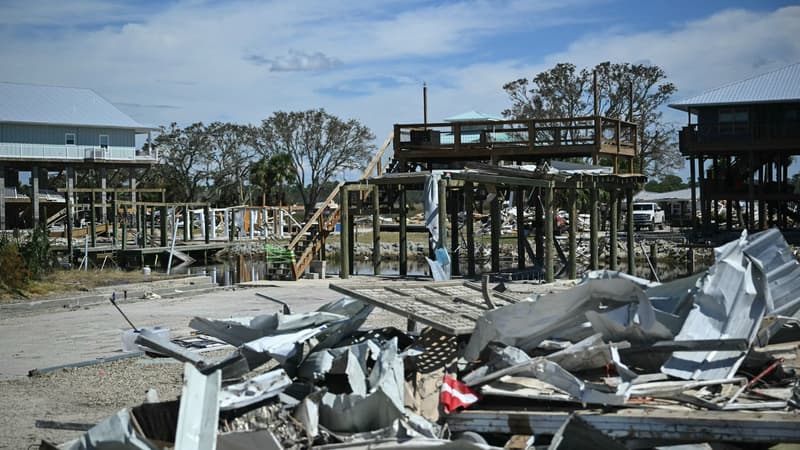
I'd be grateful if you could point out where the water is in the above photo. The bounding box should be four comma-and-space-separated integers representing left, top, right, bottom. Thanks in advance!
165, 251, 705, 286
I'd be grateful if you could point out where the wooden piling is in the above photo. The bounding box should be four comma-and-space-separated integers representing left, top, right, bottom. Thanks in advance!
609, 189, 618, 271
589, 186, 599, 270
490, 193, 500, 272
516, 187, 525, 270
450, 189, 460, 276
340, 186, 350, 279
372, 185, 381, 276
465, 182, 476, 277
545, 185, 554, 282
568, 188, 577, 279
399, 186, 407, 278
626, 188, 635, 275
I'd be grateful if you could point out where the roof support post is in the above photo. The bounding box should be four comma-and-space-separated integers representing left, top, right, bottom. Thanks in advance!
89, 187, 96, 247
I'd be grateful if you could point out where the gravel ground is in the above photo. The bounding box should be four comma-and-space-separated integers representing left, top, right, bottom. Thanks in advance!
0, 279, 407, 449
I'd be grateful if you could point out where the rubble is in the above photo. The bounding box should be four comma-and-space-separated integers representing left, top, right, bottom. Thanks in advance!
43, 229, 800, 449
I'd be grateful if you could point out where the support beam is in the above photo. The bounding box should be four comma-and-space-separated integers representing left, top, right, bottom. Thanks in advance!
184, 205, 191, 242
626, 188, 635, 275
66, 167, 74, 264
465, 182, 475, 277
398, 186, 407, 278
568, 188, 577, 279
0, 167, 5, 231
450, 189, 460, 277
100, 168, 107, 223
372, 185, 381, 276
490, 192, 500, 272
544, 185, 554, 283
160, 206, 168, 248
438, 177, 447, 250
203, 205, 210, 244
589, 186, 599, 270
689, 157, 697, 228
111, 193, 117, 248
340, 186, 350, 279
609, 189, 618, 271
32, 166, 40, 227
89, 189, 96, 247
516, 187, 525, 270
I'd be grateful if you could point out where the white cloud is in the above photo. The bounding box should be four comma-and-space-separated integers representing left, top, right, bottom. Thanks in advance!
0, 0, 798, 162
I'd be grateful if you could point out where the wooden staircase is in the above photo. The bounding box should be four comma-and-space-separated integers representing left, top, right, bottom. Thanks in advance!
265, 133, 394, 280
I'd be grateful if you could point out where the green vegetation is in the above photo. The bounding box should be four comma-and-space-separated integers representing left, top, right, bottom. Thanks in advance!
0, 226, 55, 294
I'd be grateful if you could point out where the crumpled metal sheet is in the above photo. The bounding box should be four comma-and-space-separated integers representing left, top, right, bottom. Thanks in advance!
661, 232, 764, 381
219, 369, 292, 411
298, 339, 381, 395
463, 278, 647, 361
740, 228, 800, 317
243, 325, 327, 364
64, 409, 159, 450
318, 339, 406, 433
190, 311, 347, 346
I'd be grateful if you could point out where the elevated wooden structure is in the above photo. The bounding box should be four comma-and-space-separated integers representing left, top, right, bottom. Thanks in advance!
393, 115, 637, 171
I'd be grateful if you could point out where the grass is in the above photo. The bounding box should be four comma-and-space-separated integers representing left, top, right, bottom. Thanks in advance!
0, 270, 186, 303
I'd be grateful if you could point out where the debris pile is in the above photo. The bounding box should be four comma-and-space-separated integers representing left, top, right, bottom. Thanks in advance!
44, 229, 800, 449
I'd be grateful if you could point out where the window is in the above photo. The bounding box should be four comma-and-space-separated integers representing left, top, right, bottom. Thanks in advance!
99, 134, 109, 148
719, 108, 748, 135
65, 133, 76, 145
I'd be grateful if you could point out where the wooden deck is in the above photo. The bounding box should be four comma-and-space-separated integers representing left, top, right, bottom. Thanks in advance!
393, 116, 636, 168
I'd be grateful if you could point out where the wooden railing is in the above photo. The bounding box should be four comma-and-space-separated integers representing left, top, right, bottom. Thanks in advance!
393, 116, 636, 156
287, 132, 394, 279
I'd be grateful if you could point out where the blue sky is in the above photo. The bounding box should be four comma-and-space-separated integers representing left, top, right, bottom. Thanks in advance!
1, 0, 799, 180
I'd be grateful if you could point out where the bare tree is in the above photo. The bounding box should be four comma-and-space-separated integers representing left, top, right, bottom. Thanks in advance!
503, 62, 680, 175
260, 109, 374, 214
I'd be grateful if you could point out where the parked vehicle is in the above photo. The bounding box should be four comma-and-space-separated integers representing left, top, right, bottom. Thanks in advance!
632, 202, 665, 230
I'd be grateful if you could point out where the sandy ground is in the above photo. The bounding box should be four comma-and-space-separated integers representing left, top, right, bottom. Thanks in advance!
0, 278, 407, 449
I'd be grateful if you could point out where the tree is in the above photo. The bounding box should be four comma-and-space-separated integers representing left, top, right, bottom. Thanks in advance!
644, 174, 688, 193
249, 153, 294, 206
205, 122, 257, 206
259, 109, 374, 215
502, 62, 680, 176
148, 122, 213, 203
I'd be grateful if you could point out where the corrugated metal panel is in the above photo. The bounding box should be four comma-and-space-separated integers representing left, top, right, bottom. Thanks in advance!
670, 62, 800, 111
0, 82, 152, 130
444, 110, 504, 122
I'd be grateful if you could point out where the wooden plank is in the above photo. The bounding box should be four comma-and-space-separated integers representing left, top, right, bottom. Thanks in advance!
447, 409, 800, 444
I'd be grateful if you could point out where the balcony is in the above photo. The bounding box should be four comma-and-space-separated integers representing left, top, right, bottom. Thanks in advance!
393, 116, 637, 166
679, 121, 800, 155
0, 142, 158, 163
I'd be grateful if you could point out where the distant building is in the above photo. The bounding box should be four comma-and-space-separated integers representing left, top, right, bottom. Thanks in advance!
0, 82, 158, 229
670, 62, 800, 232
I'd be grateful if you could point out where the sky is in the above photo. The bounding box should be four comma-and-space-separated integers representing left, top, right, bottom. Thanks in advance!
1, 0, 800, 180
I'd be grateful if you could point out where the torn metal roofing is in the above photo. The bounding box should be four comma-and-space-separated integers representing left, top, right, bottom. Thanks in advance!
0, 81, 155, 131
669, 62, 800, 111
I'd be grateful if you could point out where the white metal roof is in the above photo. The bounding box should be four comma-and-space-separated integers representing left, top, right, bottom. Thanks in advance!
669, 62, 800, 111
444, 110, 504, 122
0, 82, 155, 131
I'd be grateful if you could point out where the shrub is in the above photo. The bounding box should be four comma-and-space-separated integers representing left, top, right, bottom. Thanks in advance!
0, 236, 29, 290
